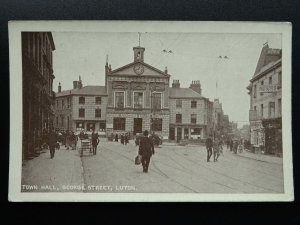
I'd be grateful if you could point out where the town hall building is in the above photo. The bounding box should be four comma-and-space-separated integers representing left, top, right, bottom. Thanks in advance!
105, 46, 170, 139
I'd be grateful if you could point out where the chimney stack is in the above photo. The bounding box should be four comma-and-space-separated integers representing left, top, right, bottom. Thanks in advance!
165, 66, 168, 74
58, 82, 61, 93
189, 80, 202, 95
78, 75, 83, 89
172, 80, 180, 88
73, 81, 78, 89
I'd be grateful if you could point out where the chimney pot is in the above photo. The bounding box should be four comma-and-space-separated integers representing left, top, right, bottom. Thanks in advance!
58, 82, 61, 93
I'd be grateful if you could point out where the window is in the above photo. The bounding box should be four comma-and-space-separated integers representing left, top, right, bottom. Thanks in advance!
191, 128, 201, 135
152, 93, 162, 111
176, 114, 182, 123
152, 118, 162, 131
67, 116, 69, 130
191, 114, 197, 124
269, 76, 272, 85
254, 106, 257, 111
278, 72, 282, 87
61, 116, 64, 127
268, 102, 275, 118
253, 85, 257, 98
79, 108, 85, 117
56, 117, 58, 127
260, 81, 264, 96
134, 92, 143, 108
113, 118, 125, 130
278, 98, 281, 116
95, 97, 102, 104
99, 120, 106, 131
176, 100, 182, 108
115, 92, 125, 110
67, 97, 71, 108
76, 122, 84, 129
79, 96, 85, 104
95, 109, 101, 118
62, 99, 65, 109
56, 100, 59, 109
191, 100, 197, 108
260, 104, 263, 118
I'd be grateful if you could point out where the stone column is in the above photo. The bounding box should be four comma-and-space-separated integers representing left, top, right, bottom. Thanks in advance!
146, 82, 150, 107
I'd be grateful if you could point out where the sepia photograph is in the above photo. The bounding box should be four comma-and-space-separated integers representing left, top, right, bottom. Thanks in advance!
8, 21, 293, 201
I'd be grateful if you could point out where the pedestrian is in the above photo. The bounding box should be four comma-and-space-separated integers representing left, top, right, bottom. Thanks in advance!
91, 130, 100, 155
115, 133, 118, 142
229, 139, 233, 152
124, 134, 129, 145
205, 135, 213, 162
47, 128, 57, 159
65, 130, 71, 150
233, 140, 238, 154
70, 131, 77, 150
226, 139, 230, 150
138, 130, 155, 173
121, 134, 124, 145
213, 138, 221, 162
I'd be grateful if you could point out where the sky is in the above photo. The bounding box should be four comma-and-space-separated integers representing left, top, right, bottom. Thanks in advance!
52, 32, 281, 128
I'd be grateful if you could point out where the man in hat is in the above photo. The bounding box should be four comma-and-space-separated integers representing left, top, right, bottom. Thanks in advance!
205, 134, 213, 162
138, 130, 155, 173
47, 128, 58, 159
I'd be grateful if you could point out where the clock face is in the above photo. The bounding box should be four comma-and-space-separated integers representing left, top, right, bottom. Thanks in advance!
133, 63, 144, 75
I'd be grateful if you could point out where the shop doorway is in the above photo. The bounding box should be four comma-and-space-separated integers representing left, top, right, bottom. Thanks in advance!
184, 128, 189, 139
177, 128, 182, 143
133, 118, 143, 135
169, 127, 175, 140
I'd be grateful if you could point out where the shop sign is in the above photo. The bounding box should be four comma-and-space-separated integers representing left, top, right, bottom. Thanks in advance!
259, 85, 279, 93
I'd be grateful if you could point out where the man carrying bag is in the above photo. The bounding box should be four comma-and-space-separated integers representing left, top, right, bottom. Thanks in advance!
138, 130, 155, 173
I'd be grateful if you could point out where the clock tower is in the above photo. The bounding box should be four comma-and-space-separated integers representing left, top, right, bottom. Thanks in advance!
133, 46, 145, 62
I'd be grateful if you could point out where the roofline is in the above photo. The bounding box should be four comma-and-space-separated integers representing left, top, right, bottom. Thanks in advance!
250, 59, 281, 82
169, 96, 205, 100
47, 32, 55, 50
55, 93, 108, 98
109, 61, 171, 77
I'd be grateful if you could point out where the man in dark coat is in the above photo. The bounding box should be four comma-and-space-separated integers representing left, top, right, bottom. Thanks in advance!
91, 130, 100, 155
138, 130, 155, 173
205, 135, 213, 162
121, 134, 124, 145
47, 128, 57, 159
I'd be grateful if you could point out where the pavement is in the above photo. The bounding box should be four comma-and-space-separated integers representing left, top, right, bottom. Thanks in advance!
163, 142, 282, 164
21, 145, 84, 192
21, 139, 284, 193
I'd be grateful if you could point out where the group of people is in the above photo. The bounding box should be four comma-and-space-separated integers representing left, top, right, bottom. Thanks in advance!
205, 135, 223, 162
39, 128, 102, 159
226, 139, 244, 154
57, 130, 78, 150
114, 133, 130, 145
206, 136, 245, 162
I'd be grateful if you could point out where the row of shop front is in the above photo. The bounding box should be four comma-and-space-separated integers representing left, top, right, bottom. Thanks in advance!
55, 117, 209, 141
250, 117, 282, 156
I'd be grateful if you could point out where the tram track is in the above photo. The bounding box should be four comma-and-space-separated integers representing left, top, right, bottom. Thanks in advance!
102, 144, 237, 193
170, 149, 281, 193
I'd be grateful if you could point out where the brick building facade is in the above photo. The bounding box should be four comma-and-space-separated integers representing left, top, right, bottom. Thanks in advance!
169, 80, 213, 142
247, 44, 282, 155
22, 32, 56, 159
54, 77, 107, 134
